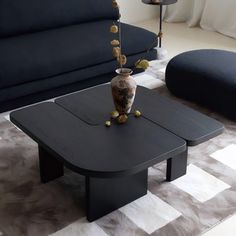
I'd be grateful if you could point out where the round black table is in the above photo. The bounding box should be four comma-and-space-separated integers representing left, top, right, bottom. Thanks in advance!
142, 0, 177, 48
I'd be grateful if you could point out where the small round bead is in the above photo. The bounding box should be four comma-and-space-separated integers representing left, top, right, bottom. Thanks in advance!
112, 47, 121, 58
105, 121, 112, 127
110, 110, 120, 119
111, 40, 120, 46
110, 25, 118, 33
117, 114, 128, 124
134, 110, 142, 117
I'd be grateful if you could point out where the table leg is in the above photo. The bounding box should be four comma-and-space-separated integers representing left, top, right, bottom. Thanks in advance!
86, 170, 147, 222
38, 146, 64, 183
166, 148, 188, 181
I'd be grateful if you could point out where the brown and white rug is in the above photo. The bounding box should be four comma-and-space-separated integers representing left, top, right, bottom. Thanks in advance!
0, 82, 236, 236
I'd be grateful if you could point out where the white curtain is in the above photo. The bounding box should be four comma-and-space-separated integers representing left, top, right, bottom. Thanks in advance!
164, 0, 236, 39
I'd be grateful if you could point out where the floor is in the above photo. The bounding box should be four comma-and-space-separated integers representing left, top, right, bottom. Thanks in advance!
134, 19, 236, 236
135, 20, 236, 58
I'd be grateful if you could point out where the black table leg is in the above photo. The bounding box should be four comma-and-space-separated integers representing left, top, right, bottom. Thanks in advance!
166, 148, 188, 181
86, 170, 147, 222
38, 146, 64, 183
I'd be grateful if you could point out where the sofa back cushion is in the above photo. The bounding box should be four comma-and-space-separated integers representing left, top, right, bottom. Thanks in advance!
0, 0, 118, 37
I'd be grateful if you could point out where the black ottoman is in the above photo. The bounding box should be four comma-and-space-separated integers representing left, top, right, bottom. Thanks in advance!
166, 49, 236, 120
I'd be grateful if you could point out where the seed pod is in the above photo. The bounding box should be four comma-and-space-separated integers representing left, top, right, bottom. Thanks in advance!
135, 59, 149, 70
112, 47, 120, 58
111, 40, 120, 46
117, 114, 128, 124
112, 0, 119, 8
118, 54, 127, 66
110, 25, 118, 33
134, 110, 142, 117
110, 110, 120, 119
105, 121, 111, 127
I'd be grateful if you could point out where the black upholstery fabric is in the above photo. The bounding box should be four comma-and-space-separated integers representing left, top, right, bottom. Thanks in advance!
166, 49, 236, 120
0, 0, 157, 112
0, 21, 157, 89
0, 0, 118, 37
0, 50, 157, 112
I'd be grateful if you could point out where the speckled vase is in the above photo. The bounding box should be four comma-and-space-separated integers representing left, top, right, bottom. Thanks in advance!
111, 68, 137, 114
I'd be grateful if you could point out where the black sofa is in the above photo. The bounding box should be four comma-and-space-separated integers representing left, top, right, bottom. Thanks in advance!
0, 0, 157, 112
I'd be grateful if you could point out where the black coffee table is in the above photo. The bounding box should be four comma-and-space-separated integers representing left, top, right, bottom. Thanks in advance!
10, 84, 223, 221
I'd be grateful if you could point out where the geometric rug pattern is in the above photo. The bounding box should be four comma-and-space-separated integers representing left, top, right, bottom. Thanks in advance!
210, 144, 236, 171
1, 84, 236, 235
171, 164, 230, 203
50, 218, 109, 236
119, 191, 182, 234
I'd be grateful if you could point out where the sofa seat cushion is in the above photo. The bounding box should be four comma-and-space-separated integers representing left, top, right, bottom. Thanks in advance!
0, 50, 157, 105
0, 20, 157, 89
165, 49, 236, 120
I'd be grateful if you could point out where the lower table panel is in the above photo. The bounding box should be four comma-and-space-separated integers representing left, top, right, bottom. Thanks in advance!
38, 145, 187, 221
86, 170, 148, 222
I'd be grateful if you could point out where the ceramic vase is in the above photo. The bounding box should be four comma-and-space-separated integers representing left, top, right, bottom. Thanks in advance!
111, 68, 137, 114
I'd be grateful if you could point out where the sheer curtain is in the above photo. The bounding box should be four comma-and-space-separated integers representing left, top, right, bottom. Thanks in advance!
164, 0, 236, 39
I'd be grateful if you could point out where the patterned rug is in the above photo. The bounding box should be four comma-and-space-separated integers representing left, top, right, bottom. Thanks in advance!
0, 82, 236, 236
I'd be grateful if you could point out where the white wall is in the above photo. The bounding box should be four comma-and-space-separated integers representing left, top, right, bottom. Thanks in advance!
117, 0, 158, 23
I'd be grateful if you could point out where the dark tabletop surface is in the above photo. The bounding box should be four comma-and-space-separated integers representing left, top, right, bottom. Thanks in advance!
10, 84, 223, 177
10, 102, 186, 178
142, 0, 177, 6
56, 85, 224, 146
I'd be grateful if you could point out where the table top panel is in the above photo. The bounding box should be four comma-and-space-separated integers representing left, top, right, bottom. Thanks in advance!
134, 86, 224, 145
56, 85, 114, 126
56, 85, 224, 146
10, 102, 185, 178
